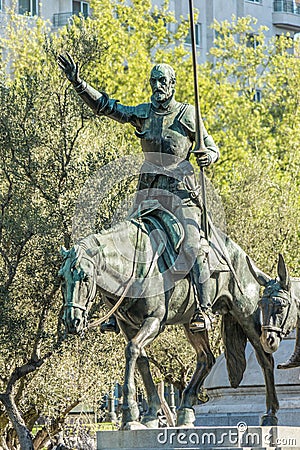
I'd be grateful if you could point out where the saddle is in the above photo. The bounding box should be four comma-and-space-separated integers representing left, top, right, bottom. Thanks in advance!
129, 199, 229, 273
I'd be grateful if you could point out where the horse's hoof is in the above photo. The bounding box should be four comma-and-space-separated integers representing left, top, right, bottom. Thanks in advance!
122, 421, 148, 430
260, 414, 278, 426
141, 415, 159, 428
122, 405, 140, 424
176, 408, 195, 427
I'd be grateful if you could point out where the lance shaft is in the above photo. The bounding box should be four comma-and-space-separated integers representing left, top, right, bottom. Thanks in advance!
188, 0, 209, 241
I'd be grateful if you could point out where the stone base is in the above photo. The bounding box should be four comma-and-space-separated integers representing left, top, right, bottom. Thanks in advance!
196, 339, 300, 428
97, 426, 300, 449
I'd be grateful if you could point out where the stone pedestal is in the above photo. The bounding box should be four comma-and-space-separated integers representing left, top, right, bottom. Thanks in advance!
195, 335, 300, 427
97, 426, 300, 449
97, 336, 300, 449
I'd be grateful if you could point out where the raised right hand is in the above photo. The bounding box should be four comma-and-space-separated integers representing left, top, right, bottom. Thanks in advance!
57, 52, 81, 84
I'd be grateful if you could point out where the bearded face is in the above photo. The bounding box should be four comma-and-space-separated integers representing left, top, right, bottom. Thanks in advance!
150, 65, 176, 104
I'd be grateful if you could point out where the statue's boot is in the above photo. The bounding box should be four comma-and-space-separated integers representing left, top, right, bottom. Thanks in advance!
277, 326, 300, 369
100, 315, 120, 334
189, 255, 213, 333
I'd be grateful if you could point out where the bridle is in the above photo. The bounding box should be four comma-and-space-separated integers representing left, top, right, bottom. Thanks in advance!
64, 254, 97, 314
260, 288, 292, 337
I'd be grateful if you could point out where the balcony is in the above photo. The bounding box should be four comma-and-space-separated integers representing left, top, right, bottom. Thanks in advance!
53, 11, 89, 27
273, 0, 300, 31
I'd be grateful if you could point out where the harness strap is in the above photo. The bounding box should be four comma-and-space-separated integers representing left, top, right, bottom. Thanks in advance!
262, 301, 292, 336
261, 325, 282, 333
87, 224, 142, 330
67, 302, 87, 311
87, 279, 134, 330
279, 301, 292, 336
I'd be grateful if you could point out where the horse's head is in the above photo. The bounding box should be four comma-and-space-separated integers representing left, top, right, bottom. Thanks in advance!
247, 254, 296, 354
58, 244, 97, 334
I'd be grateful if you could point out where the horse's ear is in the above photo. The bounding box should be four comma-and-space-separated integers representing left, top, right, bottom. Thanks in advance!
277, 253, 291, 291
60, 246, 69, 259
246, 256, 271, 287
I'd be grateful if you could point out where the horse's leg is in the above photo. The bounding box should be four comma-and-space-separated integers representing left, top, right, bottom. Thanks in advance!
119, 317, 161, 427
117, 319, 161, 428
247, 334, 279, 425
177, 325, 215, 427
137, 348, 161, 427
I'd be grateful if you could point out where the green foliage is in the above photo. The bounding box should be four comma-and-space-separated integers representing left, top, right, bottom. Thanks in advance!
204, 16, 300, 274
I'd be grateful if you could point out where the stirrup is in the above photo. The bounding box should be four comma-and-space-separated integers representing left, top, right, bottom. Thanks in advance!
189, 309, 212, 333
100, 318, 120, 334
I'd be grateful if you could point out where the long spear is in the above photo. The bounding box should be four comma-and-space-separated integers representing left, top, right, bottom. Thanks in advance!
188, 0, 209, 242
188, 1, 244, 295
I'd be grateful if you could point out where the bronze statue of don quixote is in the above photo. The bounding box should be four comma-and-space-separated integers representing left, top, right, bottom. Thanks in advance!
57, 0, 300, 432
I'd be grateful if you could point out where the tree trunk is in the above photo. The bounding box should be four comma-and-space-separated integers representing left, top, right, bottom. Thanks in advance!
0, 393, 34, 450
33, 400, 79, 450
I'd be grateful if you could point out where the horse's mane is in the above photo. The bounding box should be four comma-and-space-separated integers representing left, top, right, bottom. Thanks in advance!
76, 233, 103, 252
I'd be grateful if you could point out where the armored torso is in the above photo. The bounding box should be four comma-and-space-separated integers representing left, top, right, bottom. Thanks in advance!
75, 85, 219, 194
135, 100, 193, 162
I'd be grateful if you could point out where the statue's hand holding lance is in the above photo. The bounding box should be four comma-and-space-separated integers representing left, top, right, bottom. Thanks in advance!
196, 151, 212, 168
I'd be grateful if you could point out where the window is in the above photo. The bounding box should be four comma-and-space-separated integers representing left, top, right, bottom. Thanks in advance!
73, 1, 89, 18
253, 90, 262, 102
247, 33, 260, 49
185, 23, 202, 47
0, 0, 2, 11
273, 0, 299, 11
19, 0, 38, 15
246, 0, 262, 3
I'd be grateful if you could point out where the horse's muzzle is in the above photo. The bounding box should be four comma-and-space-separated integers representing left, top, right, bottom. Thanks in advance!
260, 330, 281, 354
63, 308, 86, 335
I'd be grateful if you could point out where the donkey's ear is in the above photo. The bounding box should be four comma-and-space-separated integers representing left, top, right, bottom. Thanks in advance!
60, 246, 69, 259
277, 253, 291, 291
246, 256, 271, 287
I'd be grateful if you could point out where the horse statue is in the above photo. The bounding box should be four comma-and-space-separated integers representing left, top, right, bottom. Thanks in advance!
247, 254, 300, 369
59, 218, 281, 429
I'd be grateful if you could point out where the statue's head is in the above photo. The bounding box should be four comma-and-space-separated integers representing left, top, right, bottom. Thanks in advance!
150, 64, 176, 104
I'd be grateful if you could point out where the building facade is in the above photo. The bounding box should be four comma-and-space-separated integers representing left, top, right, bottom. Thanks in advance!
0, 0, 299, 60
0, 1, 90, 30
157, 0, 300, 63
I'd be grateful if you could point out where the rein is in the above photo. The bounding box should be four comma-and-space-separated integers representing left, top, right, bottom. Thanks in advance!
87, 278, 134, 330
87, 223, 143, 330
86, 221, 165, 329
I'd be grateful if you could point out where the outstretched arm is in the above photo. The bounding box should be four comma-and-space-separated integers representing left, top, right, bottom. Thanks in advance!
57, 53, 142, 127
58, 52, 108, 114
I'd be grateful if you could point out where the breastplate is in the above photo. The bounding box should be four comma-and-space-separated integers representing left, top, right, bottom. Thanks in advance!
135, 103, 193, 165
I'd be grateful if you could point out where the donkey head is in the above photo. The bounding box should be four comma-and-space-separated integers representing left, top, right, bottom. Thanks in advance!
247, 254, 294, 354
